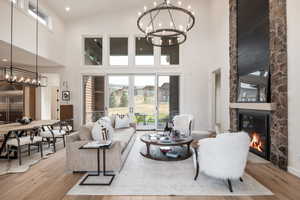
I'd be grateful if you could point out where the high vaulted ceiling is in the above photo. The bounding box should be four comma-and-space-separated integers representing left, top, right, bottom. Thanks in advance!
44, 0, 155, 21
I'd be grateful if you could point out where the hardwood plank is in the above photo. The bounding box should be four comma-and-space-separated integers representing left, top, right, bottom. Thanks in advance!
0, 149, 300, 200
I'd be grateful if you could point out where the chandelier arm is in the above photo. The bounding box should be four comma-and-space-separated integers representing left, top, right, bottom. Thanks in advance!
149, 11, 155, 33
167, 6, 177, 30
146, 8, 162, 29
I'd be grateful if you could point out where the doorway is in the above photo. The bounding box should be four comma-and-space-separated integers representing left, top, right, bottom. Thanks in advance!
212, 69, 221, 128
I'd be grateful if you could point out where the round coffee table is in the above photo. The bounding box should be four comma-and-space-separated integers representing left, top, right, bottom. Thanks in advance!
140, 133, 193, 161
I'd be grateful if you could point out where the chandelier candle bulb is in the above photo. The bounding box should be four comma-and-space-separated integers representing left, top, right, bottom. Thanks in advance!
188, 5, 192, 10
178, 1, 182, 6
153, 2, 157, 6
144, 6, 147, 11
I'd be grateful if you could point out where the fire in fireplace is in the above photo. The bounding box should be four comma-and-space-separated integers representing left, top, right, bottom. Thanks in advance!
250, 132, 264, 152
238, 110, 270, 160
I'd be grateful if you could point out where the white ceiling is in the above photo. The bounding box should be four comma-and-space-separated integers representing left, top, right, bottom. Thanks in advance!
44, 0, 154, 21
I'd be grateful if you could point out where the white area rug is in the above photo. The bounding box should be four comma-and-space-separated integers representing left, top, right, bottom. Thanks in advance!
68, 137, 273, 196
0, 141, 64, 176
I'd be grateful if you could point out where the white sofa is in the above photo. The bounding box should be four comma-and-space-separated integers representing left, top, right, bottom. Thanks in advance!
193, 131, 250, 192
66, 119, 136, 173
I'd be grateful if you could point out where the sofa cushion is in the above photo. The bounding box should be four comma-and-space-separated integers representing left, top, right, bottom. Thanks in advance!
92, 119, 114, 141
113, 127, 135, 153
115, 115, 130, 129
78, 126, 93, 141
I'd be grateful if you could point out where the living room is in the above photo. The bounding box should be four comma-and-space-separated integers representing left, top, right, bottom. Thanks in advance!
0, 0, 300, 199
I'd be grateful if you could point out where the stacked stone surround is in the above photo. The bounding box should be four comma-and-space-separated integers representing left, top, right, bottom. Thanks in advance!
229, 0, 288, 170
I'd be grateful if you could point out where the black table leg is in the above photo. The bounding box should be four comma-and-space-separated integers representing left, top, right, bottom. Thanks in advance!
79, 148, 115, 186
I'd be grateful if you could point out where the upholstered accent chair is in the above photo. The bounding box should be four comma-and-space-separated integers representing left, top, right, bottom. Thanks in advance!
193, 131, 250, 192
173, 114, 194, 136
7, 132, 43, 165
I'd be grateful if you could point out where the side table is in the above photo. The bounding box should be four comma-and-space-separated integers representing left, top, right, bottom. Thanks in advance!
78, 143, 115, 186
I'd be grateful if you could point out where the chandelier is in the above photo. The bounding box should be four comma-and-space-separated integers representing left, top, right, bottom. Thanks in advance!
137, 0, 195, 47
0, 0, 47, 87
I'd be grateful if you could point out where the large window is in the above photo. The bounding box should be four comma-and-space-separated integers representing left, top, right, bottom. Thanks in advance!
110, 37, 128, 66
135, 37, 154, 65
84, 37, 103, 65
161, 38, 180, 65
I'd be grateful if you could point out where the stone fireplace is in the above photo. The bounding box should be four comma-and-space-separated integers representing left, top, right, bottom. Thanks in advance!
229, 0, 288, 170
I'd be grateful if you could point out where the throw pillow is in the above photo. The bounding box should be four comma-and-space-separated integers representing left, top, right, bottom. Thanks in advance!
91, 118, 114, 141
115, 114, 130, 129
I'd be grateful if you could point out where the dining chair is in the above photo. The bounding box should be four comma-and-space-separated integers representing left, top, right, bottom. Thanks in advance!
53, 121, 73, 135
6, 131, 43, 165
40, 125, 66, 152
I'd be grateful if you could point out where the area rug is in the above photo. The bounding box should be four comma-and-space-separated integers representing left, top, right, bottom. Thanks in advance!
0, 141, 64, 176
67, 136, 273, 196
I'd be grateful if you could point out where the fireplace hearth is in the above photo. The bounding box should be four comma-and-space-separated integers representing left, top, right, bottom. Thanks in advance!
238, 110, 270, 160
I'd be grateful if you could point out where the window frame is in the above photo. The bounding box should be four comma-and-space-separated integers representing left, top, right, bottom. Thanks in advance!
26, 0, 52, 30
134, 36, 155, 67
82, 35, 104, 67
159, 41, 180, 67
108, 35, 130, 67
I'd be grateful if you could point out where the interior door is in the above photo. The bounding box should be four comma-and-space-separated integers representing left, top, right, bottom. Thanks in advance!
133, 75, 156, 130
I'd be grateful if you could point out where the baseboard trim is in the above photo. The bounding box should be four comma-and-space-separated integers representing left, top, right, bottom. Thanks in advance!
288, 166, 300, 178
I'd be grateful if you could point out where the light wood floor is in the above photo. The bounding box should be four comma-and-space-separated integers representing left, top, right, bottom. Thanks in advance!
0, 149, 300, 200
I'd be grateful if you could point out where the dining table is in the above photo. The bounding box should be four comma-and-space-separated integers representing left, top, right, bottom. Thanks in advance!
0, 120, 60, 159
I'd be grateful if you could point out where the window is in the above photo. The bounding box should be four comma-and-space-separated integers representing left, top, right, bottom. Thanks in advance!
157, 75, 180, 129
135, 37, 154, 65
109, 37, 128, 66
27, 1, 50, 27
84, 37, 103, 65
161, 38, 179, 65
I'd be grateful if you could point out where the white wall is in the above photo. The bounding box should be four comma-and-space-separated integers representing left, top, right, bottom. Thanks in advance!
62, 0, 215, 130
206, 0, 230, 131
0, 0, 66, 66
287, 0, 300, 177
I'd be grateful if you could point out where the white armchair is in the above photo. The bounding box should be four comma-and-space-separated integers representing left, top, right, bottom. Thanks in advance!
193, 131, 250, 192
173, 114, 194, 136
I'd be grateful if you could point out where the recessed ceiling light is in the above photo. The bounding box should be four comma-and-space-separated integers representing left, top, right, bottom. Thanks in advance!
65, 6, 70, 12
2, 58, 8, 62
